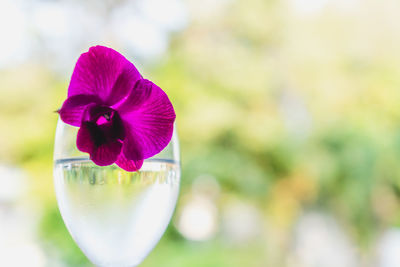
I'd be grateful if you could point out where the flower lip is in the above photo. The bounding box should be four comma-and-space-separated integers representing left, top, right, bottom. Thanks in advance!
83, 121, 107, 147
81, 104, 125, 146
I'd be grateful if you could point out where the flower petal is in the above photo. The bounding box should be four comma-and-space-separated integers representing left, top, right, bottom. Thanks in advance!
115, 153, 143, 172
114, 79, 152, 112
91, 140, 122, 166
76, 122, 96, 153
77, 121, 122, 166
58, 95, 100, 126
118, 80, 176, 160
68, 46, 141, 105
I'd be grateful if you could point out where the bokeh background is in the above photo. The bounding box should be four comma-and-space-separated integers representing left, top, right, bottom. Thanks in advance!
1, 0, 400, 266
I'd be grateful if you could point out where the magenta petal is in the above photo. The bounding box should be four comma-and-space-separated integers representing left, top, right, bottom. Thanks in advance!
68, 46, 141, 105
119, 80, 176, 160
114, 79, 152, 112
90, 140, 122, 166
59, 95, 100, 126
77, 121, 122, 166
116, 153, 143, 172
76, 123, 95, 153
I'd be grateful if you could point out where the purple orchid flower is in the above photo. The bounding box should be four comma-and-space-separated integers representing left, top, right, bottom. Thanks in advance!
58, 46, 176, 171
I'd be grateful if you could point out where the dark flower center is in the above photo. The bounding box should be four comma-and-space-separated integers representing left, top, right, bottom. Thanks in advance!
83, 105, 125, 147
103, 112, 111, 121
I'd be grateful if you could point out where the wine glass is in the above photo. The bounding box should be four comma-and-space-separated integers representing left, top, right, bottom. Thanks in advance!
53, 119, 180, 266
